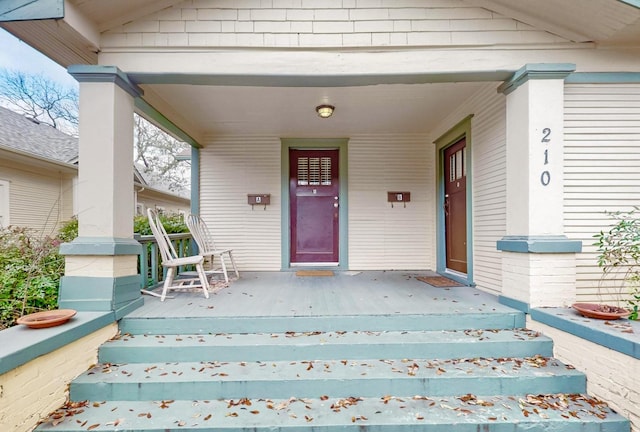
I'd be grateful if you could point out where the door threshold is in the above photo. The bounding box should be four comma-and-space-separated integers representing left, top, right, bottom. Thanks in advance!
290, 262, 339, 267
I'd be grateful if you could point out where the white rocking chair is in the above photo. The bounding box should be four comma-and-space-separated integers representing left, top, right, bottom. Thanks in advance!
187, 214, 239, 284
146, 209, 210, 301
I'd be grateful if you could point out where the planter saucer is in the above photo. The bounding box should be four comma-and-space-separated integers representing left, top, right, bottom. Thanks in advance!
16, 309, 77, 329
572, 303, 630, 320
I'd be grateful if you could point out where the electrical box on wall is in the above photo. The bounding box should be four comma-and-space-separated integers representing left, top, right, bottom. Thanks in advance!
248, 194, 271, 209
387, 191, 410, 208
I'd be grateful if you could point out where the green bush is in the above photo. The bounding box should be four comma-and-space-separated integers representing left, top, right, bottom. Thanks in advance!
0, 227, 65, 330
0, 213, 188, 329
57, 216, 78, 242
594, 207, 640, 320
134, 212, 188, 235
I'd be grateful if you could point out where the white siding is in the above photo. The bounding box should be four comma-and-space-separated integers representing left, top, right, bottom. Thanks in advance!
200, 137, 282, 271
0, 180, 8, 227
102, 0, 567, 49
136, 194, 189, 216
348, 135, 434, 270
564, 83, 640, 303
430, 84, 507, 295
0, 160, 75, 235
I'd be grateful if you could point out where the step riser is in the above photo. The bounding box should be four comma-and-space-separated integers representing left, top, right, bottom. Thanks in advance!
35, 397, 630, 432
70, 374, 586, 402
118, 313, 526, 335
99, 340, 553, 363
36, 422, 631, 432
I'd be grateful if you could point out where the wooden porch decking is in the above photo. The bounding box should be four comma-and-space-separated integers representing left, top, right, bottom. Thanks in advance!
128, 270, 512, 319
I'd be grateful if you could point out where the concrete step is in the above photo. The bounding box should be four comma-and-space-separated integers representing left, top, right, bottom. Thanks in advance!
99, 328, 552, 363
118, 311, 526, 335
70, 356, 585, 402
36, 393, 630, 432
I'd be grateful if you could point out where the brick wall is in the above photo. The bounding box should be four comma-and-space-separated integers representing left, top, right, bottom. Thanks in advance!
101, 0, 566, 48
0, 324, 117, 432
502, 252, 577, 308
528, 318, 640, 432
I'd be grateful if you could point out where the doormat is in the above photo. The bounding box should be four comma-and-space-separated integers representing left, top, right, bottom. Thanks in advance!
416, 276, 463, 287
296, 270, 335, 277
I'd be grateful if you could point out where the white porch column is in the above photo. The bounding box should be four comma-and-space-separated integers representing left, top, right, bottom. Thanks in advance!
58, 66, 144, 318
497, 64, 582, 310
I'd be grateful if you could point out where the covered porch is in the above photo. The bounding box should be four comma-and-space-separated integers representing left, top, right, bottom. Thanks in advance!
127, 270, 520, 325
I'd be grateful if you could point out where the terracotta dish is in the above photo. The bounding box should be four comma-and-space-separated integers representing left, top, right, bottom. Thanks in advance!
572, 303, 629, 320
16, 309, 77, 329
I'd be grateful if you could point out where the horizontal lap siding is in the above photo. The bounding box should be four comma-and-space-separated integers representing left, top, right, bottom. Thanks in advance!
200, 137, 281, 270
0, 161, 74, 235
470, 87, 506, 296
564, 84, 640, 302
430, 84, 506, 295
348, 135, 433, 270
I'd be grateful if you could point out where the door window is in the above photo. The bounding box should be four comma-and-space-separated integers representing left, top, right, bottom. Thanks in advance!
297, 157, 332, 186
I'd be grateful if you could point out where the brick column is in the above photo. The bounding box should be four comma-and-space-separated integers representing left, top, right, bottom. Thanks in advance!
497, 64, 582, 310
58, 66, 144, 318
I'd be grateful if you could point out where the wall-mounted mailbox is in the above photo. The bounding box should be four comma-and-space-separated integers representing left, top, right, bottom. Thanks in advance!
387, 191, 411, 208
248, 194, 271, 209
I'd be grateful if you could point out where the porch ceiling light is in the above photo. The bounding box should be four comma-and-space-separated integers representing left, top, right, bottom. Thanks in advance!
316, 104, 335, 118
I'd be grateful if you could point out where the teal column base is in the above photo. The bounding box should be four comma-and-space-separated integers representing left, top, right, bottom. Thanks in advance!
59, 274, 143, 319
58, 237, 144, 318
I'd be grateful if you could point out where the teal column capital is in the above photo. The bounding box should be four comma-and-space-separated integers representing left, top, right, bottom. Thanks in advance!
498, 63, 576, 95
68, 65, 144, 98
59, 237, 142, 256
497, 235, 582, 253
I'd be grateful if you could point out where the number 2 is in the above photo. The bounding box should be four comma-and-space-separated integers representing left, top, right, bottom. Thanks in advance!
541, 128, 551, 143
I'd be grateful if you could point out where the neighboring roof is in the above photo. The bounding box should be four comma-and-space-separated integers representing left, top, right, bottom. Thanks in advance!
134, 162, 190, 200
0, 106, 190, 200
0, 106, 78, 163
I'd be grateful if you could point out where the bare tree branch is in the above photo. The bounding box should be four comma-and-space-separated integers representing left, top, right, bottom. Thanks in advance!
0, 69, 78, 135
1, 69, 190, 193
134, 114, 191, 194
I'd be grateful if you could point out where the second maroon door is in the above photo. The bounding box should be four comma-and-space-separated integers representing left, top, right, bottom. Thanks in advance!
444, 138, 467, 274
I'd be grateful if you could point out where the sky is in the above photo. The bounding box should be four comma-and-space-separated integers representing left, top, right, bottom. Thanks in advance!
0, 27, 78, 88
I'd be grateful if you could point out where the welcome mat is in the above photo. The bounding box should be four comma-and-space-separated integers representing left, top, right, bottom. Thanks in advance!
416, 276, 463, 287
296, 270, 335, 277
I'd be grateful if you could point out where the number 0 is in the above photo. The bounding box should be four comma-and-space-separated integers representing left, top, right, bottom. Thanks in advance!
540, 171, 551, 186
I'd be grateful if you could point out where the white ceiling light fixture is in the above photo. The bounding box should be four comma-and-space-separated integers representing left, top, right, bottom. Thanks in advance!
315, 104, 335, 118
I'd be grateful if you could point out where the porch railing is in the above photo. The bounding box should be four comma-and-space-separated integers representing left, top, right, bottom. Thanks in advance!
136, 233, 196, 288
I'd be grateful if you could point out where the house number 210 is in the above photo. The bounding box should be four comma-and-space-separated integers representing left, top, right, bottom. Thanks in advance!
540, 127, 551, 186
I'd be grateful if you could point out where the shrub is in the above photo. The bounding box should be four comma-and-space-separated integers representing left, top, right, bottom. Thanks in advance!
134, 212, 188, 235
594, 207, 640, 320
0, 213, 188, 329
0, 227, 65, 330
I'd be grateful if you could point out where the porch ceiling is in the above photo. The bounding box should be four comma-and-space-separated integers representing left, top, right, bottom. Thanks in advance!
140, 81, 490, 138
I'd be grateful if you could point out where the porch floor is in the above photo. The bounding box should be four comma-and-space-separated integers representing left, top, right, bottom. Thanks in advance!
129, 270, 513, 319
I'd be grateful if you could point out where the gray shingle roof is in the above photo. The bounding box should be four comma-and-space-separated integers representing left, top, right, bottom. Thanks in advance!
0, 106, 78, 163
0, 106, 189, 198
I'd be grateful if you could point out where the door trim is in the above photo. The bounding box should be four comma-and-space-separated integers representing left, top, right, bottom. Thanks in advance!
281, 138, 349, 270
434, 115, 474, 285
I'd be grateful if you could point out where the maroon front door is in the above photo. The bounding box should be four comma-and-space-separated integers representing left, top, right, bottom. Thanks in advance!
290, 149, 339, 264
444, 138, 467, 274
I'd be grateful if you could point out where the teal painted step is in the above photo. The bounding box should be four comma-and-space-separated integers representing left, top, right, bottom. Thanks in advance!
118, 311, 526, 335
36, 394, 630, 432
70, 356, 586, 402
99, 329, 552, 363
